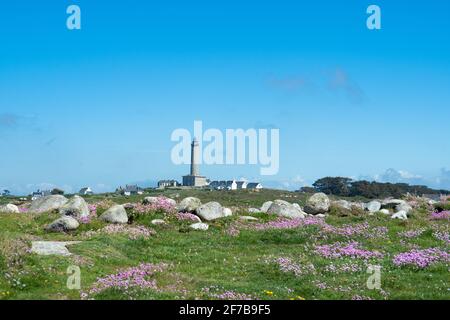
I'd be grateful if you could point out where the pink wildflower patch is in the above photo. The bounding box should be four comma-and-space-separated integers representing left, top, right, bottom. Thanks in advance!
430, 211, 450, 221
393, 248, 450, 268
176, 212, 200, 222
314, 241, 383, 260
81, 263, 168, 299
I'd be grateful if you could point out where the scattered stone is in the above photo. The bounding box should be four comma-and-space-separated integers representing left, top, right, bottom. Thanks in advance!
239, 216, 259, 221
396, 203, 413, 213
59, 195, 89, 219
248, 208, 261, 214
382, 199, 406, 210
365, 200, 381, 213
333, 200, 351, 210
0, 203, 20, 213
190, 222, 209, 231
260, 201, 273, 213
222, 207, 233, 217
31, 241, 81, 256
379, 209, 391, 215
267, 200, 306, 219
196, 202, 226, 221
143, 196, 176, 206
45, 216, 80, 232
151, 219, 166, 225
29, 195, 68, 213
292, 203, 302, 210
100, 205, 128, 224
391, 210, 408, 220
177, 197, 202, 212
304, 193, 330, 215
315, 214, 326, 218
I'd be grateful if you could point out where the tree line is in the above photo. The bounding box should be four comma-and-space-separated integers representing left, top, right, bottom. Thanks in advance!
300, 177, 449, 199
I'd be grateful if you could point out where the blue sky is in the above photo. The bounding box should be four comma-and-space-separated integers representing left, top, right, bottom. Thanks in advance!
1, 1, 450, 194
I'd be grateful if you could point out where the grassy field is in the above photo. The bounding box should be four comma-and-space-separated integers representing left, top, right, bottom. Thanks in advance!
0, 189, 448, 300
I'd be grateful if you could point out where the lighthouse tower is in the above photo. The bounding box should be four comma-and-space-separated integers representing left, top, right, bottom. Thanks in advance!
182, 138, 208, 187
190, 138, 200, 176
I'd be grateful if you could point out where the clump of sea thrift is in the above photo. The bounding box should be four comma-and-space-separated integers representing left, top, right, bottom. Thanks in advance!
176, 212, 200, 222
393, 248, 449, 268
430, 211, 450, 221
81, 263, 168, 299
314, 242, 383, 260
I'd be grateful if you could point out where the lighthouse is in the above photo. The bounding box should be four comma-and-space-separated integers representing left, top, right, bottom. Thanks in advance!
182, 138, 208, 187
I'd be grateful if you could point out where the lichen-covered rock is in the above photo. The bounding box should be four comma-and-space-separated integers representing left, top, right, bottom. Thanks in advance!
45, 216, 80, 232
29, 195, 68, 213
59, 195, 89, 219
365, 201, 382, 213
195, 202, 226, 221
177, 197, 202, 212
260, 201, 273, 213
100, 205, 128, 224
304, 193, 330, 215
267, 200, 306, 219
0, 203, 20, 213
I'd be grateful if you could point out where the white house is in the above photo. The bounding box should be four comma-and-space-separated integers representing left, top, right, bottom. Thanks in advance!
79, 187, 94, 195
247, 183, 263, 190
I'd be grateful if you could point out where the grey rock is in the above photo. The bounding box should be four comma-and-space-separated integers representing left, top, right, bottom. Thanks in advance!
391, 210, 408, 220
100, 205, 128, 224
379, 209, 391, 215
143, 196, 176, 207
267, 200, 306, 219
222, 207, 233, 217
333, 200, 351, 210
177, 197, 202, 212
248, 208, 261, 214
239, 216, 259, 221
29, 195, 68, 213
196, 201, 226, 221
304, 193, 330, 215
365, 201, 382, 213
396, 203, 413, 213
151, 219, 166, 225
59, 195, 89, 219
0, 204, 20, 213
46, 216, 80, 232
260, 201, 273, 213
382, 199, 406, 210
31, 241, 81, 256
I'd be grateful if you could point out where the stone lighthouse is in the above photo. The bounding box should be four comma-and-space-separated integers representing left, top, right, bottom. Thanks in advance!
182, 138, 208, 187
190, 138, 200, 176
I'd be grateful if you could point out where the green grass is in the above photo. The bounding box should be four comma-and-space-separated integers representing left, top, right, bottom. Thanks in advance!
0, 190, 448, 300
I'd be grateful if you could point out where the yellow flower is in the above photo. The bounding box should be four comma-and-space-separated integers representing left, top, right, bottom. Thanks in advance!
263, 290, 274, 296
297, 295, 305, 300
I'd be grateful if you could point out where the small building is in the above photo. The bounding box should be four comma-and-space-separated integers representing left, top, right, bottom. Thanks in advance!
209, 180, 238, 190
116, 185, 144, 196
31, 189, 52, 201
236, 181, 248, 189
158, 180, 181, 189
247, 182, 263, 190
79, 187, 94, 195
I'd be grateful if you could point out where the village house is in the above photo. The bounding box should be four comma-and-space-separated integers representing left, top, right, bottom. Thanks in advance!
31, 189, 52, 201
158, 180, 181, 189
247, 182, 263, 190
79, 187, 94, 195
116, 185, 144, 196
